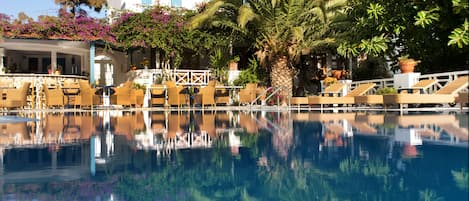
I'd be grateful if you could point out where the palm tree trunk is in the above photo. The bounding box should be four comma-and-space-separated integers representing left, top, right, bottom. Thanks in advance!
270, 56, 294, 100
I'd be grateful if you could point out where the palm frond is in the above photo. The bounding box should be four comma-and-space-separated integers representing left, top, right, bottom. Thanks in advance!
238, 4, 257, 29
189, 0, 225, 30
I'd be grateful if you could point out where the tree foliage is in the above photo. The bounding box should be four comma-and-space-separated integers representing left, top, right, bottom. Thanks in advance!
338, 0, 469, 73
54, 0, 107, 16
112, 6, 222, 68
0, 9, 114, 43
192, 0, 346, 94
190, 0, 259, 49
245, 0, 345, 66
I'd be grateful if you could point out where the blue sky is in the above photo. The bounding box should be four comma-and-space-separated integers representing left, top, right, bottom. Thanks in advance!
0, 0, 106, 20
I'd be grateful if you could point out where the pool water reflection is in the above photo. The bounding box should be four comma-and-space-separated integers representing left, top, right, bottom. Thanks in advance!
0, 111, 467, 201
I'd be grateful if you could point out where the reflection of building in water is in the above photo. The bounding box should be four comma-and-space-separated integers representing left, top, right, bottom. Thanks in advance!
0, 111, 252, 184
291, 112, 468, 148
1, 144, 91, 183
229, 131, 240, 155
387, 114, 468, 147
0, 111, 247, 156
292, 113, 354, 149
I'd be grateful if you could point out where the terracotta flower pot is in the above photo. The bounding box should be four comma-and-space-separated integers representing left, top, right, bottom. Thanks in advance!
399, 59, 417, 73
228, 61, 238, 71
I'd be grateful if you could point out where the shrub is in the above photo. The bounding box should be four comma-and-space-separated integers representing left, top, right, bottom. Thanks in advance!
233, 58, 260, 86
376, 87, 397, 95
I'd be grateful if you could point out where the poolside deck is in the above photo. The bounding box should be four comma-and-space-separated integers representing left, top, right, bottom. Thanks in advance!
0, 105, 466, 114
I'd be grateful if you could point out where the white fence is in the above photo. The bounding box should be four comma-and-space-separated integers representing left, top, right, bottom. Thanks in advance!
130, 69, 241, 86
350, 70, 469, 93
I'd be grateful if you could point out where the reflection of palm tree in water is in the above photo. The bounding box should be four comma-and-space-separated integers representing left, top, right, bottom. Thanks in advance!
267, 112, 294, 159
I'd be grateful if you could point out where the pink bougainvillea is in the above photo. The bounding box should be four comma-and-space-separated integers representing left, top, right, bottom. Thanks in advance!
1, 8, 115, 43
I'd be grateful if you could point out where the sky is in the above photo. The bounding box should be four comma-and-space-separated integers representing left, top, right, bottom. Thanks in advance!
0, 0, 106, 20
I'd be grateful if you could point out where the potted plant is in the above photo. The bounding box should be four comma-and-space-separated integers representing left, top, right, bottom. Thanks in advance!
228, 56, 240, 71
140, 58, 150, 69
398, 55, 420, 73
323, 77, 338, 87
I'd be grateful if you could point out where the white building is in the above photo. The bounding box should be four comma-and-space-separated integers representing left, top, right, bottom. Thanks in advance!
107, 0, 206, 13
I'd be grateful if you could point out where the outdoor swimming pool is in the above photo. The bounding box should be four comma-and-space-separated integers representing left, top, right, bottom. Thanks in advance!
0, 111, 467, 201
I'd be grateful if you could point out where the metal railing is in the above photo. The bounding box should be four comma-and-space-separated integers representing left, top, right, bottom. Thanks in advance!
250, 85, 291, 107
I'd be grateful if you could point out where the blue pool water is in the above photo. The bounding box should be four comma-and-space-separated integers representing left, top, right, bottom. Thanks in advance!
0, 111, 467, 201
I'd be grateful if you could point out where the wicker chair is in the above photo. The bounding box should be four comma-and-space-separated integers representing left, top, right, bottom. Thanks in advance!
78, 80, 100, 107
110, 81, 133, 107
166, 80, 187, 107
150, 84, 166, 106
239, 83, 258, 105
131, 88, 145, 107
43, 84, 64, 108
215, 85, 230, 105
2, 82, 31, 109
62, 81, 81, 107
195, 85, 216, 108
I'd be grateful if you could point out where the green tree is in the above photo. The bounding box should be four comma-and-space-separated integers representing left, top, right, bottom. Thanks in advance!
112, 6, 220, 69
190, 0, 255, 49
54, 0, 107, 16
338, 0, 469, 73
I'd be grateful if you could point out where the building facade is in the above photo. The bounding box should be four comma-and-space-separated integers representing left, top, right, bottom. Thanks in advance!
107, 0, 206, 13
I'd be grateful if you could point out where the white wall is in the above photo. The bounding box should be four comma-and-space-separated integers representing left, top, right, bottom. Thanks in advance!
107, 0, 206, 12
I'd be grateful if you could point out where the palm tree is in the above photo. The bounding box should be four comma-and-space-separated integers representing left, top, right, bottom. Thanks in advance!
54, 0, 107, 17
191, 0, 346, 97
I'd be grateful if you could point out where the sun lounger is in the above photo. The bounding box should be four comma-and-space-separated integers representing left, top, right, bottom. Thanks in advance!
456, 92, 468, 110
308, 83, 376, 110
383, 76, 468, 110
355, 79, 438, 106
290, 97, 309, 110
290, 83, 345, 109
